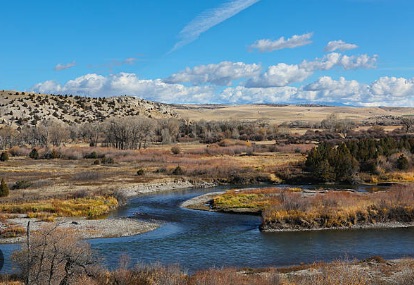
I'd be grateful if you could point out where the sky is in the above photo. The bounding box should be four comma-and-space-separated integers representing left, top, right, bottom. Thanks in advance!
2, 0, 414, 106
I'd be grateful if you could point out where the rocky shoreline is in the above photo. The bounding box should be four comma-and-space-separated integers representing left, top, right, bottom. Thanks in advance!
0, 217, 160, 244
117, 179, 216, 198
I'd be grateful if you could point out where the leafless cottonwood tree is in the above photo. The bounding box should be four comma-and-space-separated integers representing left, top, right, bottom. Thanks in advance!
401, 116, 414, 133
0, 125, 18, 149
104, 117, 156, 149
79, 122, 104, 147
13, 223, 96, 285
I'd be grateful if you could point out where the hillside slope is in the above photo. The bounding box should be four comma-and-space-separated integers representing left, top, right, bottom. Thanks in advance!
0, 90, 178, 127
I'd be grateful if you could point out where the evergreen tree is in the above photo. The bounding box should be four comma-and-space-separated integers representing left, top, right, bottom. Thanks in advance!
0, 178, 9, 197
29, 148, 39, 159
332, 143, 359, 183
0, 151, 9, 162
396, 154, 410, 170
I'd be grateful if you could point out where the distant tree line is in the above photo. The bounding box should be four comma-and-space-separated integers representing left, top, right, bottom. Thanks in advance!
0, 113, 413, 151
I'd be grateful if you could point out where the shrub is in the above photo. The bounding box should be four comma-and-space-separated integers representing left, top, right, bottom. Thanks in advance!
12, 180, 32, 190
172, 165, 185, 175
0, 178, 9, 197
397, 154, 410, 170
155, 167, 167, 173
29, 148, 39, 159
43, 149, 60, 159
136, 169, 145, 176
84, 151, 99, 159
101, 156, 114, 164
0, 151, 9, 161
171, 146, 181, 155
8, 146, 30, 157
12, 224, 95, 285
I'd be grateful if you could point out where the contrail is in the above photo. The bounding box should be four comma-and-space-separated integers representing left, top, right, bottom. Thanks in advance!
170, 0, 260, 53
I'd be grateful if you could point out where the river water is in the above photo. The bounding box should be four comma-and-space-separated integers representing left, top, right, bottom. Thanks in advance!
2, 186, 414, 273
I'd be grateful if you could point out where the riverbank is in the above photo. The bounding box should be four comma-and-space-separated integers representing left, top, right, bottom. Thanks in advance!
0, 179, 216, 244
182, 186, 414, 233
117, 179, 216, 199
0, 216, 160, 244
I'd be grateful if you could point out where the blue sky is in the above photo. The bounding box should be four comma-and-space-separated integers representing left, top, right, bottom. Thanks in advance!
2, 0, 414, 106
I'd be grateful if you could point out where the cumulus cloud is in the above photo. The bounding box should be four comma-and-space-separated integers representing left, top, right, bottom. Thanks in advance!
32, 73, 215, 104
245, 63, 312, 88
299, 76, 414, 106
54, 61, 76, 71
32, 73, 414, 106
324, 40, 358, 52
164, 61, 261, 86
300, 76, 367, 103
171, 0, 260, 52
301, 53, 377, 71
220, 86, 297, 104
370, 77, 414, 97
246, 53, 377, 88
249, 33, 313, 52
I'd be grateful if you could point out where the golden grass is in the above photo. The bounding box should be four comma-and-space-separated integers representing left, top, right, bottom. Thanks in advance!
174, 104, 413, 125
212, 186, 414, 230
0, 224, 26, 238
213, 191, 268, 210
0, 196, 118, 219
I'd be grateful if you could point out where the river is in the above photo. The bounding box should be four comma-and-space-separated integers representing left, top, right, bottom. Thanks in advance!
2, 186, 414, 273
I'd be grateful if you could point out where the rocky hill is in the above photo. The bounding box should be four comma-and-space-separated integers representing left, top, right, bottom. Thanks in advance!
0, 90, 178, 127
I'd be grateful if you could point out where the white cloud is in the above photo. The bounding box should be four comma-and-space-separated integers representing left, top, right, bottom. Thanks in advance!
324, 40, 358, 52
170, 0, 260, 52
298, 76, 414, 106
245, 63, 312, 87
32, 73, 215, 104
339, 54, 377, 69
164, 61, 261, 86
300, 53, 377, 71
249, 33, 313, 52
220, 86, 297, 104
246, 53, 377, 88
54, 61, 76, 71
300, 53, 343, 71
370, 77, 414, 98
300, 76, 367, 103
32, 73, 414, 106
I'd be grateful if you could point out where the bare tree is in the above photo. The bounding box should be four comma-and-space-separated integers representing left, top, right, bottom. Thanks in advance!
0, 125, 18, 149
158, 118, 180, 144
321, 113, 355, 138
48, 121, 70, 147
401, 116, 414, 133
13, 223, 96, 285
79, 122, 103, 147
104, 117, 156, 149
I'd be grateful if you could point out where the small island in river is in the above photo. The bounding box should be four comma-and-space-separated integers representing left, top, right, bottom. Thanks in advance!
183, 185, 414, 232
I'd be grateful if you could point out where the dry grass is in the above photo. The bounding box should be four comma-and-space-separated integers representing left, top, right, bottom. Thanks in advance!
211, 185, 414, 230
0, 196, 118, 218
174, 104, 412, 125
